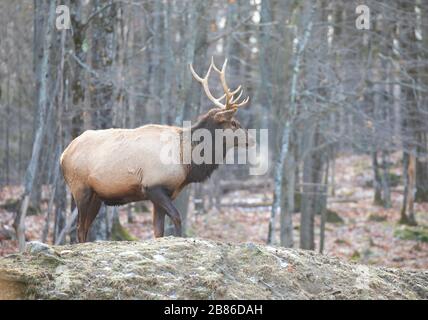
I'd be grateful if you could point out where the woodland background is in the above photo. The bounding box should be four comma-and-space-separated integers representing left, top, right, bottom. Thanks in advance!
0, 0, 428, 269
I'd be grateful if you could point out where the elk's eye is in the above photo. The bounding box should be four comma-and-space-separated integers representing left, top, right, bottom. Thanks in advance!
231, 120, 237, 127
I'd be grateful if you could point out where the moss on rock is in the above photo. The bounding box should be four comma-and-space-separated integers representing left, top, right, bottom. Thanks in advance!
110, 219, 138, 241
326, 209, 344, 224
0, 238, 427, 300
394, 226, 428, 243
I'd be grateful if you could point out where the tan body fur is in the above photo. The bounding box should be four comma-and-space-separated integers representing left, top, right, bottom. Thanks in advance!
61, 125, 186, 205
61, 125, 190, 242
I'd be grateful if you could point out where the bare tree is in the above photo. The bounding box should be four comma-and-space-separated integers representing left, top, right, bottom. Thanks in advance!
14, 0, 57, 251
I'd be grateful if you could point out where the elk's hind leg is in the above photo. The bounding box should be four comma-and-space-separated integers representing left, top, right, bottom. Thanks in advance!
147, 187, 182, 237
74, 188, 101, 243
71, 187, 90, 243
80, 192, 102, 242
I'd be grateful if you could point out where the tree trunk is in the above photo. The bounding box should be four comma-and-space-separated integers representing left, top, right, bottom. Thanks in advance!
372, 151, 384, 206
380, 151, 391, 208
300, 125, 323, 251
400, 152, 418, 225
14, 0, 56, 251
415, 134, 428, 202
268, 3, 314, 244
319, 159, 329, 254
280, 142, 295, 247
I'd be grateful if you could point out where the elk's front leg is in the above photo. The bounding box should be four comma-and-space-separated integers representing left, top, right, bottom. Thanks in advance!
153, 204, 166, 238
147, 186, 182, 237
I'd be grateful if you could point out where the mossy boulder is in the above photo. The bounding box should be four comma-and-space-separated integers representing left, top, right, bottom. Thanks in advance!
388, 173, 402, 187
326, 209, 344, 224
394, 226, 428, 243
367, 214, 388, 222
365, 173, 401, 189
133, 202, 150, 213
110, 219, 138, 241
1, 238, 427, 300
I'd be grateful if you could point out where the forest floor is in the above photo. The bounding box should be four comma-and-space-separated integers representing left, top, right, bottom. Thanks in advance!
1, 153, 428, 270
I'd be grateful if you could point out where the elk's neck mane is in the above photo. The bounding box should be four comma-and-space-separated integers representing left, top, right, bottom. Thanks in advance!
180, 117, 226, 185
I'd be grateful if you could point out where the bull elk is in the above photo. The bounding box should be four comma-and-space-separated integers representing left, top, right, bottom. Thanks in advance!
60, 57, 253, 242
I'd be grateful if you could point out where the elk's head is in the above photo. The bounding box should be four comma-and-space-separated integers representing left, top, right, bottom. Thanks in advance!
189, 58, 255, 150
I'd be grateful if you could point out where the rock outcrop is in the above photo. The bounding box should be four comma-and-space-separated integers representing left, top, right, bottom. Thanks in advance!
0, 237, 427, 299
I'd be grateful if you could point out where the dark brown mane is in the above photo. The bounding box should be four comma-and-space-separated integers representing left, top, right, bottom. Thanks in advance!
182, 109, 225, 185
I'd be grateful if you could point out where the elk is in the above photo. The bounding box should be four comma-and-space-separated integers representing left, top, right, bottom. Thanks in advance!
60, 57, 253, 242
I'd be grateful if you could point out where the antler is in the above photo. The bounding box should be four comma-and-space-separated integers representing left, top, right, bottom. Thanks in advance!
189, 57, 249, 110
211, 58, 249, 109
189, 59, 226, 109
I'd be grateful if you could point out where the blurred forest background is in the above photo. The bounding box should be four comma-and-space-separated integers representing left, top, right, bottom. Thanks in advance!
0, 0, 428, 269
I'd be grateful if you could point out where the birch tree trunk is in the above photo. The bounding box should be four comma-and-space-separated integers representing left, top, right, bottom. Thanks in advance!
14, 0, 56, 251
268, 3, 314, 244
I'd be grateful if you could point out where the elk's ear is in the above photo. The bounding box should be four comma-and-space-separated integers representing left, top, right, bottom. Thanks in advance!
214, 108, 237, 122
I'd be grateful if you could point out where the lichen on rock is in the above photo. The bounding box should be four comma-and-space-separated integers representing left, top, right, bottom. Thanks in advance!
0, 237, 427, 300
